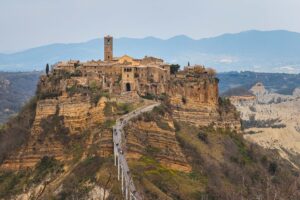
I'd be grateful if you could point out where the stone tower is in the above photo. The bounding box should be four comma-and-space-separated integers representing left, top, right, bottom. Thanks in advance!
104, 35, 113, 61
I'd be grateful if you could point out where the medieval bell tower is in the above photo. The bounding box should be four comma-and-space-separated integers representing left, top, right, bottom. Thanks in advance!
104, 35, 113, 61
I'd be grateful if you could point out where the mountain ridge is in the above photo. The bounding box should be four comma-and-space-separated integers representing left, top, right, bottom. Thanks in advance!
1, 30, 300, 73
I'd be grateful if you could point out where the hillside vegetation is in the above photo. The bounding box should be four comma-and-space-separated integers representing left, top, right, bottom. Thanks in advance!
126, 105, 300, 200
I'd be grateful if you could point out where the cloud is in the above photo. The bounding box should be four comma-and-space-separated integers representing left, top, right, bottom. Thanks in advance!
276, 65, 300, 73
279, 66, 296, 71
219, 58, 233, 64
253, 65, 261, 69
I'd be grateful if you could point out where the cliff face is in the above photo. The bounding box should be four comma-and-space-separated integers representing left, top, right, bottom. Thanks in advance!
124, 113, 191, 172
167, 76, 240, 130
0, 94, 107, 170
167, 76, 218, 126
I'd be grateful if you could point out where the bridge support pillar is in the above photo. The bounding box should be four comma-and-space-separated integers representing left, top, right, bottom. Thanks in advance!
117, 156, 120, 181
114, 146, 116, 166
121, 166, 124, 192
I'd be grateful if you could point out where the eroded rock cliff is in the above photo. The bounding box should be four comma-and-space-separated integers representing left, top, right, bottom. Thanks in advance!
124, 111, 191, 172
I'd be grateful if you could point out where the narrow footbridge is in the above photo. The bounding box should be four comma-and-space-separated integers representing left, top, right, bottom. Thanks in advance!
113, 102, 160, 200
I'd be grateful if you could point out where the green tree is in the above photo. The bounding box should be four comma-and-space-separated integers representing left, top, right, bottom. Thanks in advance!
170, 64, 180, 74
46, 63, 49, 76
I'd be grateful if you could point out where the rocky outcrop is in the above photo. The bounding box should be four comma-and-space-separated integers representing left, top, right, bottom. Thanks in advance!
165, 77, 240, 130
166, 77, 219, 127
0, 95, 107, 170
124, 118, 192, 172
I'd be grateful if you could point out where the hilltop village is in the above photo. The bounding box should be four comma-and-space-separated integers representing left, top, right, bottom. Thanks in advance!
35, 36, 238, 129
51, 36, 217, 101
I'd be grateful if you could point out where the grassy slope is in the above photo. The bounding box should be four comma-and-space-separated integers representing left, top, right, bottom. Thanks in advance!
177, 124, 300, 199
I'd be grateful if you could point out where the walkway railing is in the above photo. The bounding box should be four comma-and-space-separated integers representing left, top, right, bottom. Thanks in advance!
112, 103, 160, 200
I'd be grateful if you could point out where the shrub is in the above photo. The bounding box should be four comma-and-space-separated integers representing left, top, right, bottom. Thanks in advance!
0, 170, 30, 198
145, 146, 161, 156
268, 162, 278, 175
38, 91, 62, 100
0, 97, 37, 164
66, 85, 78, 96
40, 114, 70, 144
143, 112, 155, 122
32, 156, 62, 183
104, 102, 116, 116
57, 156, 103, 199
218, 97, 232, 113
173, 120, 181, 131
182, 96, 187, 104
103, 119, 115, 129
91, 91, 109, 105
117, 103, 133, 114
156, 121, 172, 131
153, 105, 168, 116
104, 102, 133, 116
141, 93, 156, 100
197, 132, 208, 144
229, 132, 253, 164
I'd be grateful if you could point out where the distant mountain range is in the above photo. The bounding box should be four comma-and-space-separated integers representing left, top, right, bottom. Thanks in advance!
1, 30, 300, 73
217, 71, 300, 95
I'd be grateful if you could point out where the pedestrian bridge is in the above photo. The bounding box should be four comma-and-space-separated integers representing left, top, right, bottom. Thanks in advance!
113, 102, 160, 200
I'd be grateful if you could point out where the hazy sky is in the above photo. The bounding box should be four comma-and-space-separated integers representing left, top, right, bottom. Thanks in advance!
0, 0, 300, 52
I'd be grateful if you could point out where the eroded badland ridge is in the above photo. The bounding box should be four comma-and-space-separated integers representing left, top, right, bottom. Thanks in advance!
0, 36, 299, 200
231, 82, 300, 168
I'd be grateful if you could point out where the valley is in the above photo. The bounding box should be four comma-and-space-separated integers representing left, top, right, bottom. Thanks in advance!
231, 82, 300, 168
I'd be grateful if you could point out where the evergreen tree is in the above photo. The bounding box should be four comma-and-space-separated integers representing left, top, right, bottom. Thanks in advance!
170, 64, 180, 74
46, 63, 49, 76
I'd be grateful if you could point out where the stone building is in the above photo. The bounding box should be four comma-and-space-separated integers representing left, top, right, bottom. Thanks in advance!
53, 35, 171, 96
104, 35, 113, 61
52, 35, 219, 108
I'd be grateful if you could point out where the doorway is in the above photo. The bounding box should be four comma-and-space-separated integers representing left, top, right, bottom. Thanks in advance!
126, 83, 131, 91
